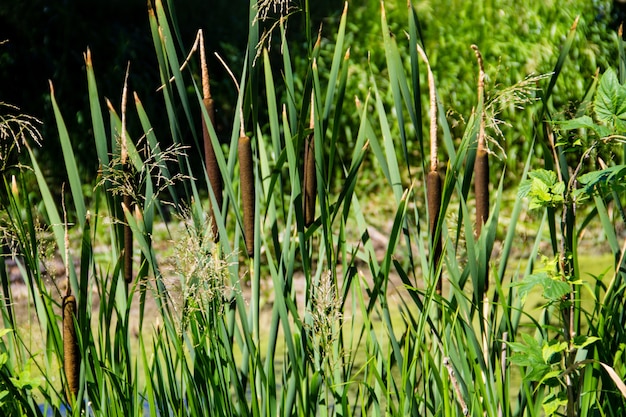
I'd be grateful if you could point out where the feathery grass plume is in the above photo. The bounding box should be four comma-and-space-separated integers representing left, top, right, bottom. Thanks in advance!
200, 30, 223, 241
417, 44, 444, 296
303, 93, 316, 227
309, 271, 342, 366
238, 127, 255, 257
0, 102, 43, 173
120, 65, 133, 284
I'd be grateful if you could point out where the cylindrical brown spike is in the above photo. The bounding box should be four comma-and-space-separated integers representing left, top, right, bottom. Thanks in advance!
427, 170, 443, 295
202, 97, 223, 241
238, 136, 255, 257
303, 133, 316, 227
474, 149, 490, 235
63, 295, 80, 402
123, 194, 133, 284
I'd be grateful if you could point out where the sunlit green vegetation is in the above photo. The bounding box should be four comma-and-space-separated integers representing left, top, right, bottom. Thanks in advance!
1, 1, 626, 416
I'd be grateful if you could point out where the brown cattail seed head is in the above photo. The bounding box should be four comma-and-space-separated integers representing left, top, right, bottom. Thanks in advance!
427, 170, 443, 295
202, 97, 223, 241
63, 295, 80, 402
238, 136, 255, 257
303, 133, 316, 227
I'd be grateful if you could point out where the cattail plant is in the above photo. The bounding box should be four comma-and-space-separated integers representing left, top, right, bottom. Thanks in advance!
200, 30, 223, 241
238, 121, 255, 257
61, 200, 79, 403
303, 93, 316, 227
417, 44, 443, 297
472, 44, 492, 363
120, 66, 133, 284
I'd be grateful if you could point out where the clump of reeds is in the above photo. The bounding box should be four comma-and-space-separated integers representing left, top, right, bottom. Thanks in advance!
417, 44, 443, 297
238, 123, 255, 257
303, 93, 316, 227
200, 31, 223, 241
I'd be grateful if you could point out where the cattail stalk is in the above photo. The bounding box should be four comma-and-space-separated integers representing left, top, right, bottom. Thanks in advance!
200, 30, 223, 241
417, 44, 444, 297
61, 194, 79, 402
121, 65, 133, 284
303, 93, 316, 227
239, 129, 255, 257
472, 45, 489, 238
472, 45, 491, 364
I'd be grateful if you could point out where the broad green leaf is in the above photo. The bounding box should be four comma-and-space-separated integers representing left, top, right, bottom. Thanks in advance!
514, 271, 570, 303
518, 169, 565, 209
594, 67, 626, 130
572, 335, 600, 350
542, 391, 568, 416
542, 341, 567, 364
578, 165, 626, 195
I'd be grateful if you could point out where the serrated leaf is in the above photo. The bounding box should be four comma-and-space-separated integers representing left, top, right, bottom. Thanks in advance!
595, 68, 626, 129
518, 169, 565, 209
542, 391, 568, 416
538, 369, 562, 387
578, 165, 626, 195
572, 335, 600, 349
542, 341, 567, 364
514, 272, 570, 303
557, 115, 596, 131
530, 169, 558, 186
555, 115, 613, 138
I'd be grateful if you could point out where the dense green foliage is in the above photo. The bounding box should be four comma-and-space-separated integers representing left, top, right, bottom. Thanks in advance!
1, 1, 626, 416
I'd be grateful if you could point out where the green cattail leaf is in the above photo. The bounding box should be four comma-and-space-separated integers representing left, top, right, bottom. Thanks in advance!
85, 49, 109, 167
49, 82, 86, 225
